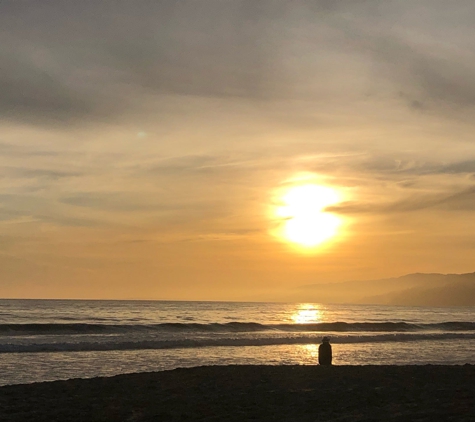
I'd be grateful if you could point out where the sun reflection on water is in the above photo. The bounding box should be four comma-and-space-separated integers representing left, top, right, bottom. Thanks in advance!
301, 344, 319, 359
291, 305, 322, 324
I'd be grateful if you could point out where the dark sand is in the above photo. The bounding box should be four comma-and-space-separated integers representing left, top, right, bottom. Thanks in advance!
1, 365, 474, 421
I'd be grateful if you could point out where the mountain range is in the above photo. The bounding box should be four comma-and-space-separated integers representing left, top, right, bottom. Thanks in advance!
297, 272, 475, 307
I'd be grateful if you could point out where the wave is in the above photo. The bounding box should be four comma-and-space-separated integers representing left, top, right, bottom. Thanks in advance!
1, 332, 475, 353
1, 321, 475, 336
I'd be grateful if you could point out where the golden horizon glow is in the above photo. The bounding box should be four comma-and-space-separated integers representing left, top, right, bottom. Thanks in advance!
274, 183, 342, 249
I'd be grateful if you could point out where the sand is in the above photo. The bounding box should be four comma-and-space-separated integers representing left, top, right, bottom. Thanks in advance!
0, 365, 474, 421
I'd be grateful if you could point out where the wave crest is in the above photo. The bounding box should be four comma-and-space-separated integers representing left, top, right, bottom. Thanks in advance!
2, 321, 475, 336
1, 332, 475, 354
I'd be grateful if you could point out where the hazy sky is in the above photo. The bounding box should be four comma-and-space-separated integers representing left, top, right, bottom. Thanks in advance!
2, 1, 475, 301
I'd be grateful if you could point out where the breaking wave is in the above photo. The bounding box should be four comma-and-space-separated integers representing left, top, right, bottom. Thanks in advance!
1, 332, 475, 353
1, 321, 475, 336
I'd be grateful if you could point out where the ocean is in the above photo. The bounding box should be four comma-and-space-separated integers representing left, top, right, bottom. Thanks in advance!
0, 299, 474, 386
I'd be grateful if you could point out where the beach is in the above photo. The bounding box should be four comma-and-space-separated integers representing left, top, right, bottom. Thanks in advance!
1, 365, 474, 421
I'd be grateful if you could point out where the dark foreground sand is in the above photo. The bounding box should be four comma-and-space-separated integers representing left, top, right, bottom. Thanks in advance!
1, 365, 474, 421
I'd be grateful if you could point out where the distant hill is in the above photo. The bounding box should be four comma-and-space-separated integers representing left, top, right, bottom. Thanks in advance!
297, 272, 475, 307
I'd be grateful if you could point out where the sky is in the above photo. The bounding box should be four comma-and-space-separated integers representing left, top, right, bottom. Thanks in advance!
2, 0, 475, 301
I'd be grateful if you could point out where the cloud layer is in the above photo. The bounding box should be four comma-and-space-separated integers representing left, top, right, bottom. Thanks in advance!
2, 1, 475, 299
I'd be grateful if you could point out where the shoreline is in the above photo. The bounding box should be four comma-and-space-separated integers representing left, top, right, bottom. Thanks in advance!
1, 364, 474, 421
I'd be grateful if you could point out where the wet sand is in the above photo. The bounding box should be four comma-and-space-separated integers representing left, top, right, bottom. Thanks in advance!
1, 365, 474, 421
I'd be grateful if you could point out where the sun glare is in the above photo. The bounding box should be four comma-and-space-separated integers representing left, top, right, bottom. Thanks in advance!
292, 305, 322, 324
274, 183, 342, 249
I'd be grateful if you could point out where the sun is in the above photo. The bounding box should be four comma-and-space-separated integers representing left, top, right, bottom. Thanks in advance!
274, 184, 342, 248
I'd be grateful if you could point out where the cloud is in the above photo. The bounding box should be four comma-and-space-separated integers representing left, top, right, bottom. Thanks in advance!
439, 161, 475, 174
339, 3, 475, 112
0, 49, 98, 123
9, 168, 83, 180
306, 153, 475, 179
0, 1, 285, 125
145, 155, 223, 175
0, 207, 24, 223
328, 186, 475, 215
367, 157, 475, 177
4, 0, 475, 127
436, 186, 475, 211
383, 187, 475, 212
59, 192, 177, 213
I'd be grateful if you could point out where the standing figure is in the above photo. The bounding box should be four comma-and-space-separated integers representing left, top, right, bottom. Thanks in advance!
318, 336, 332, 365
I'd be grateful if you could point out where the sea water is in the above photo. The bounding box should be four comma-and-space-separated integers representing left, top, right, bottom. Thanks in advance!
0, 299, 474, 386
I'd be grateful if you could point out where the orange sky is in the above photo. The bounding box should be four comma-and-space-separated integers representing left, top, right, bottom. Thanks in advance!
2, 1, 475, 300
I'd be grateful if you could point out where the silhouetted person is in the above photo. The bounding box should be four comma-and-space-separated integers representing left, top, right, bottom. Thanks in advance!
318, 336, 332, 365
